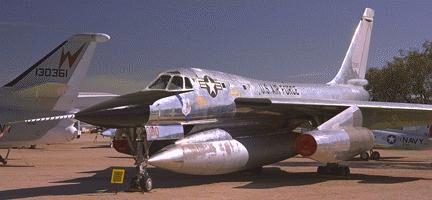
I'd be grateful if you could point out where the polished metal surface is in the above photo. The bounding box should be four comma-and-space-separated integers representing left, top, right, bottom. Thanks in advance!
175, 128, 232, 145
298, 128, 374, 163
149, 129, 297, 175
149, 139, 249, 175
296, 106, 374, 163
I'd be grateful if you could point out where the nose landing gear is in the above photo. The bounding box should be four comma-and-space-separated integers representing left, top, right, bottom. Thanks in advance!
129, 127, 153, 192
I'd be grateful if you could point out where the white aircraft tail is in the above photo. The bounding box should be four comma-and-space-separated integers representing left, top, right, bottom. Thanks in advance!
3, 33, 110, 111
328, 8, 374, 85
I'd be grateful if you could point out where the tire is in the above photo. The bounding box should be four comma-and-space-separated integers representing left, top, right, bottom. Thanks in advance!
371, 151, 380, 160
130, 175, 152, 192
360, 152, 369, 161
143, 176, 153, 192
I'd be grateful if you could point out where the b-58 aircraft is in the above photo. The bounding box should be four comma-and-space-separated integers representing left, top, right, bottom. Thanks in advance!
71, 8, 432, 191
0, 33, 110, 164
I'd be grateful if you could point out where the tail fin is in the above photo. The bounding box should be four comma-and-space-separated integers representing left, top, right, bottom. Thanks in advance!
4, 33, 110, 111
4, 33, 110, 89
328, 8, 374, 85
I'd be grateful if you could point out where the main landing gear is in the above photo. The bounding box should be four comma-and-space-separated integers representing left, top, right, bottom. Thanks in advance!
129, 128, 153, 192
360, 150, 380, 161
317, 163, 350, 176
0, 148, 11, 165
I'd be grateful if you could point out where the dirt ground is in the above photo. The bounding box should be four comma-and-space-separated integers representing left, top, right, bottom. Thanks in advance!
0, 133, 431, 200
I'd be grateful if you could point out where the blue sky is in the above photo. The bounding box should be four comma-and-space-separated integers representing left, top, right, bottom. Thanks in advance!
1, 1, 432, 92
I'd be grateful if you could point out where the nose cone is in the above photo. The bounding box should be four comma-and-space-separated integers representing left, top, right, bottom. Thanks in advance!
75, 99, 149, 128
76, 90, 177, 128
148, 146, 184, 170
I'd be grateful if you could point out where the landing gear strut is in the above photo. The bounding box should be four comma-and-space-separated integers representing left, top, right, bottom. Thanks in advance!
0, 148, 11, 165
359, 150, 380, 161
130, 127, 153, 192
317, 163, 350, 176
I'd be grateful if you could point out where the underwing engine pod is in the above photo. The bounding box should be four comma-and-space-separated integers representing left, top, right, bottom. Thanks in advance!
295, 106, 374, 175
149, 129, 249, 175
149, 129, 297, 175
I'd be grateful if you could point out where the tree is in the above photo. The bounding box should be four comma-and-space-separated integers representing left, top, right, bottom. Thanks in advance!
366, 41, 432, 104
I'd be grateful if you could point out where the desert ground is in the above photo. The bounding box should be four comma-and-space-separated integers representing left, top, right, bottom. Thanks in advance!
1, 133, 431, 200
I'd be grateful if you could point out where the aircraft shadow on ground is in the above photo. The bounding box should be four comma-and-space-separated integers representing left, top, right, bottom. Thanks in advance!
0, 158, 35, 168
273, 159, 432, 171
0, 164, 35, 168
80, 144, 112, 149
0, 163, 430, 199
105, 156, 134, 159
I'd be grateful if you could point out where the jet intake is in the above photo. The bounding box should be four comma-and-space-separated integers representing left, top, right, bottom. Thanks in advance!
295, 127, 374, 163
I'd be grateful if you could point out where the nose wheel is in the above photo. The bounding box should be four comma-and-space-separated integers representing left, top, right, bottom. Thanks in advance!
130, 166, 153, 192
129, 127, 153, 192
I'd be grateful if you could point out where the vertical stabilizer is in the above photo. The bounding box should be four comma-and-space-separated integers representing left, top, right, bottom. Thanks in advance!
4, 33, 110, 89
3, 33, 110, 111
329, 8, 374, 85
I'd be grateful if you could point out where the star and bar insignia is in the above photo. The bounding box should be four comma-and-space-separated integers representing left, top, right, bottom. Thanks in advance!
198, 75, 223, 98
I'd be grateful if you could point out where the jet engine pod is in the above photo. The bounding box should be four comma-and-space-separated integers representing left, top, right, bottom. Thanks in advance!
149, 129, 247, 175
295, 127, 374, 163
149, 129, 298, 175
149, 139, 249, 175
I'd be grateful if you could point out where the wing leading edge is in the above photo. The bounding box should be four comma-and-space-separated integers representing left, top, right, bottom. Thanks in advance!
235, 98, 432, 129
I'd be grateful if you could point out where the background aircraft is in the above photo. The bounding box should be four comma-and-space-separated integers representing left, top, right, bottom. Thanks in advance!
358, 126, 432, 160
0, 33, 110, 164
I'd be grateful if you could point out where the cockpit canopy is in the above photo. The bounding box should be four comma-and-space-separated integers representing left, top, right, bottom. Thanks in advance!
146, 71, 194, 91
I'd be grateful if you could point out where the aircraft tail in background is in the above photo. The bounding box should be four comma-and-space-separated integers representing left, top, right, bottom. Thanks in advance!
2, 33, 110, 112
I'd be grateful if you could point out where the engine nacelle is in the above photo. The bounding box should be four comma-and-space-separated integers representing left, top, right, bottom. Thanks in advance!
295, 127, 374, 163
